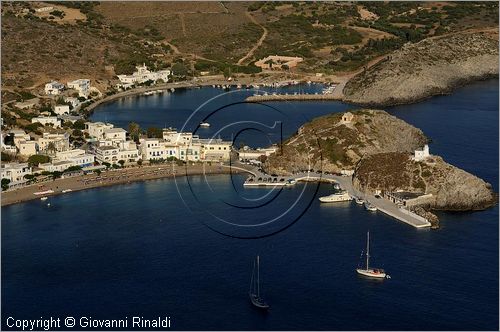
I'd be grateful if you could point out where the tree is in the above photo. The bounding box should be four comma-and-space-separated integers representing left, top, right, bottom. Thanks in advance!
1, 152, 14, 162
147, 127, 163, 138
103, 162, 111, 169
72, 129, 83, 137
64, 165, 82, 172
1, 178, 11, 191
73, 119, 86, 130
172, 62, 188, 77
118, 160, 125, 167
47, 142, 57, 154
52, 171, 62, 180
28, 154, 51, 166
128, 122, 141, 142
137, 159, 143, 166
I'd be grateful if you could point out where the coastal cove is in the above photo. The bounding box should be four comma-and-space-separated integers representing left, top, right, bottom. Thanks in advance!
3, 79, 499, 330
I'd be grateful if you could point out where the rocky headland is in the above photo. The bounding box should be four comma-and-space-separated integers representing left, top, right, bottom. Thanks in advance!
264, 110, 496, 212
343, 32, 499, 107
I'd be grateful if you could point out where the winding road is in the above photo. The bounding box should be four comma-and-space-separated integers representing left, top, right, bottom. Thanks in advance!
237, 12, 268, 66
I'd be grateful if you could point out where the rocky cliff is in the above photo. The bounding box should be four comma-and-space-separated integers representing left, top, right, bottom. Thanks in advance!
264, 110, 496, 211
353, 152, 496, 211
343, 32, 499, 107
265, 109, 427, 174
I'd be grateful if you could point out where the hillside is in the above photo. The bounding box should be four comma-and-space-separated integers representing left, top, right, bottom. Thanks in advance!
1, 1, 498, 95
264, 110, 427, 174
353, 152, 496, 211
264, 110, 496, 211
343, 31, 499, 106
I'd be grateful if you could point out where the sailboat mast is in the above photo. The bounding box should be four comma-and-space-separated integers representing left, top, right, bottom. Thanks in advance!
257, 256, 260, 297
366, 232, 370, 270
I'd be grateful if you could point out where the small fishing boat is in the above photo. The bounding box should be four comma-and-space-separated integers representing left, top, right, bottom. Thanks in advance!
355, 196, 365, 205
364, 201, 377, 211
356, 231, 390, 279
249, 256, 269, 310
62, 189, 73, 193
199, 122, 210, 128
40, 197, 48, 201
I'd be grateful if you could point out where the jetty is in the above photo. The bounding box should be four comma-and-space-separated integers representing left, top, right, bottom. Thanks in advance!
246, 93, 343, 102
239, 166, 431, 229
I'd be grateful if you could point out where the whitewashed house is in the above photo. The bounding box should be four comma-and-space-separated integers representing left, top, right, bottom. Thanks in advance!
17, 141, 37, 156
85, 122, 114, 139
117, 64, 171, 85
45, 81, 65, 95
197, 138, 232, 162
95, 145, 120, 164
54, 105, 70, 115
38, 160, 74, 173
67, 79, 90, 98
1, 163, 32, 188
31, 116, 62, 128
53, 149, 95, 168
103, 128, 127, 141
37, 133, 70, 152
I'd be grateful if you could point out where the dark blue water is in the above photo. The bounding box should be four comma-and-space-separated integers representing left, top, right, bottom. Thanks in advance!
3, 79, 498, 330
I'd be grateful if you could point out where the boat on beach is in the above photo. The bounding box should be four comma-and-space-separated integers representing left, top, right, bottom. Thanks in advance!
356, 231, 390, 279
249, 256, 269, 310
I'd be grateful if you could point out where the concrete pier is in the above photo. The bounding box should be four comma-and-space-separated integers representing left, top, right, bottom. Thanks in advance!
246, 93, 343, 102
237, 165, 431, 229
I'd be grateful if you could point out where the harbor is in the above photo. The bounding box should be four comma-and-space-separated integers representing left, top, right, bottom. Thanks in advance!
242, 168, 432, 229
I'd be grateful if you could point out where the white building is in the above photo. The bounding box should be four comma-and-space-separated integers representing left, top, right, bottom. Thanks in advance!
413, 145, 430, 162
1, 163, 32, 188
39, 161, 74, 173
63, 96, 80, 109
17, 140, 37, 156
238, 146, 277, 161
85, 122, 114, 139
45, 81, 65, 95
103, 128, 127, 142
54, 149, 95, 168
35, 6, 53, 12
67, 79, 90, 98
197, 138, 232, 162
54, 105, 70, 115
95, 145, 120, 164
31, 116, 62, 128
117, 64, 171, 85
37, 133, 70, 153
163, 129, 194, 146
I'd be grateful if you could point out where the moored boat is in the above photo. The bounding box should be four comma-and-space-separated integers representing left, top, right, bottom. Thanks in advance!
364, 201, 377, 211
319, 190, 351, 203
199, 122, 210, 128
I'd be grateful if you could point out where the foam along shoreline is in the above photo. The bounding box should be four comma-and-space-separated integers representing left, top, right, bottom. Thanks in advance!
1, 164, 247, 207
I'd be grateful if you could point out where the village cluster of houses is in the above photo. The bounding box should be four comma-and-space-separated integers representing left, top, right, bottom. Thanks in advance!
45, 79, 91, 98
116, 64, 171, 90
1, 122, 232, 189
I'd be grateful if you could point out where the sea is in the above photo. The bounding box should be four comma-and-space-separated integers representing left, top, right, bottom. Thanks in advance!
2, 79, 498, 330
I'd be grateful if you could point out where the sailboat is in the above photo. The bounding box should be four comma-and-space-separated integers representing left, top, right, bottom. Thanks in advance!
356, 232, 390, 279
249, 256, 269, 309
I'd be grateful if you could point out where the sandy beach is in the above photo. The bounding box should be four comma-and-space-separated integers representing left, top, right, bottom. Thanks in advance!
1, 164, 249, 207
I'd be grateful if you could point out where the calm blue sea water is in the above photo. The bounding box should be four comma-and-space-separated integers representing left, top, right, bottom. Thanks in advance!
3, 79, 498, 330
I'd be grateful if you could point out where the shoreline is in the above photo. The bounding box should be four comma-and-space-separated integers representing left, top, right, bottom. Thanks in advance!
1, 164, 249, 207
86, 75, 333, 113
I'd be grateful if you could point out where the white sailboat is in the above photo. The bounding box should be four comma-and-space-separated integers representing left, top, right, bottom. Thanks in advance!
356, 232, 389, 279
249, 256, 269, 309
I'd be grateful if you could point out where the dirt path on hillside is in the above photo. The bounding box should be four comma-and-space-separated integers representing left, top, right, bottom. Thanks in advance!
237, 11, 268, 65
